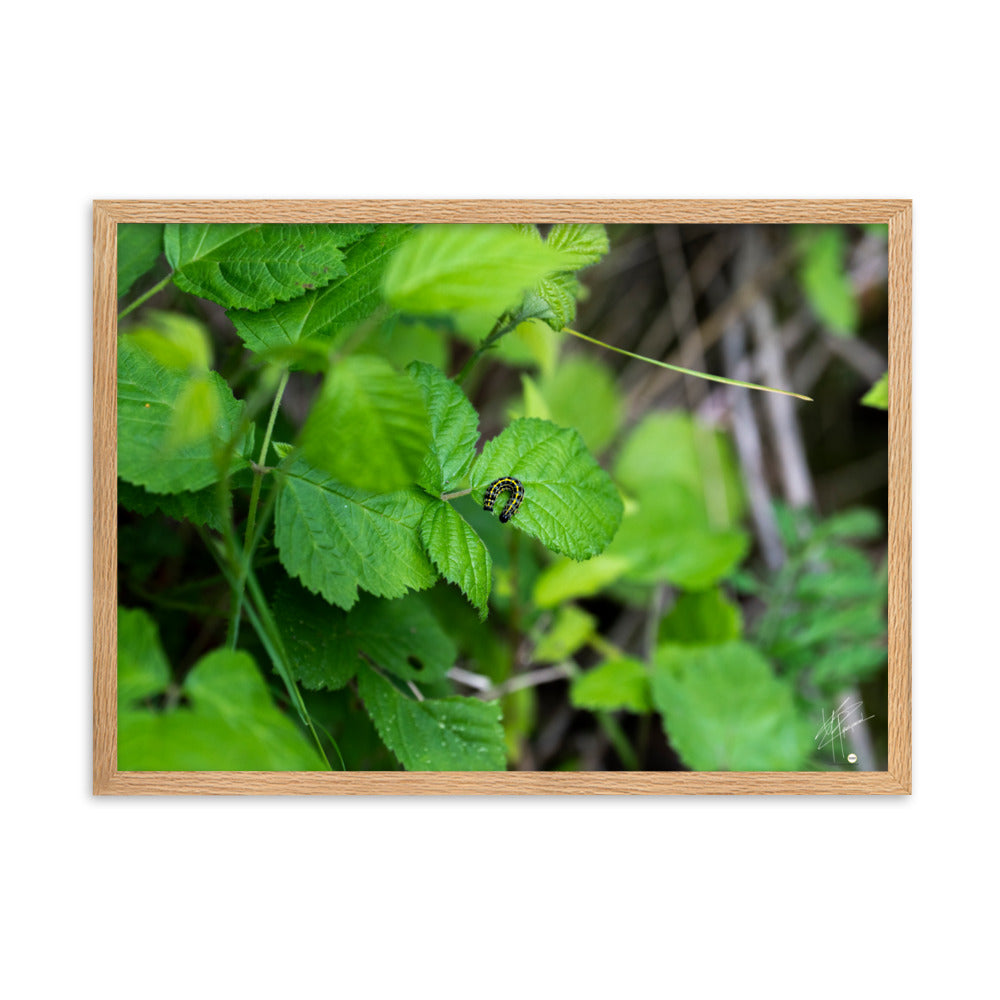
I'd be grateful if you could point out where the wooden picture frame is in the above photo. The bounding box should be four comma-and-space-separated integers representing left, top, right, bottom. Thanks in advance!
94, 199, 911, 795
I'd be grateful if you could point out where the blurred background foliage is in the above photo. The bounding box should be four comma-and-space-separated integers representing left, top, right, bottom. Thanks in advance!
118, 222, 889, 771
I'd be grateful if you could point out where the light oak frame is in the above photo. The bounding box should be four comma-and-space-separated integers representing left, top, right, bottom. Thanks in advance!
93, 200, 911, 795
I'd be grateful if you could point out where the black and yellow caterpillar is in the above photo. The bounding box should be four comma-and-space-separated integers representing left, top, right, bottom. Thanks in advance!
483, 476, 525, 523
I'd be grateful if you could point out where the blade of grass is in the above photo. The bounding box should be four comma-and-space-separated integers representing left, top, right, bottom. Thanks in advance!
227, 370, 290, 650
596, 711, 640, 770
244, 566, 338, 770
564, 327, 812, 401
118, 272, 175, 320
194, 525, 337, 770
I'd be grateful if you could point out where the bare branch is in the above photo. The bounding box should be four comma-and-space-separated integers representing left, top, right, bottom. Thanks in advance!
478, 663, 574, 701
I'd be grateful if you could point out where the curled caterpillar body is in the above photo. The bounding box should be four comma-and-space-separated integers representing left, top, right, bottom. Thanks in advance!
483, 476, 525, 523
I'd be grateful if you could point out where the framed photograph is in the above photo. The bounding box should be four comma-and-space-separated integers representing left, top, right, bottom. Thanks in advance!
94, 200, 911, 794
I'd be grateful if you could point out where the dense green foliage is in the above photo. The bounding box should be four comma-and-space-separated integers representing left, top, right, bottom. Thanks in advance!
117, 222, 888, 772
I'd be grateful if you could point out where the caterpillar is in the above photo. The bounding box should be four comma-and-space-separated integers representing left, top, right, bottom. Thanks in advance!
483, 476, 525, 524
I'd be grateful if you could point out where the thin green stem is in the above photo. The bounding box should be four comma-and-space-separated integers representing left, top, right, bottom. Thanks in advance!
636, 712, 652, 766
118, 273, 175, 321
588, 632, 625, 659
508, 529, 522, 662
242, 599, 334, 771
328, 304, 392, 365
195, 525, 335, 770
226, 371, 290, 650
454, 314, 516, 384
244, 370, 289, 551
148, 555, 280, 598
247, 473, 284, 561
243, 569, 335, 770
269, 685, 347, 771
563, 327, 813, 402
597, 712, 639, 770
440, 488, 472, 501
127, 588, 222, 616
213, 373, 284, 614
224, 566, 243, 650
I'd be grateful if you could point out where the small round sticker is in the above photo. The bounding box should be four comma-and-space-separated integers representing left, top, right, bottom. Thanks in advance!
847, 753, 858, 764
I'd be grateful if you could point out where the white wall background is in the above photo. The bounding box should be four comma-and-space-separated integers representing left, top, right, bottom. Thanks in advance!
3, 3, 995, 997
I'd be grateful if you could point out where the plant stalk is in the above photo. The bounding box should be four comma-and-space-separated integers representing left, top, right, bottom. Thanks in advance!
227, 371, 289, 650
244, 370, 289, 551
454, 314, 517, 384
195, 524, 335, 770
118, 272, 175, 320
563, 326, 813, 401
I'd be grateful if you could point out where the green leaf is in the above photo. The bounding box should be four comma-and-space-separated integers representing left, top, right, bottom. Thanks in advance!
357, 317, 448, 372
517, 374, 551, 421
784, 606, 885, 649
796, 225, 859, 336
124, 311, 213, 372
607, 492, 749, 590
118, 478, 229, 531
272, 579, 361, 691
811, 507, 883, 543
659, 588, 743, 645
532, 552, 633, 607
750, 504, 887, 694
537, 355, 623, 453
164, 223, 374, 310
229, 225, 413, 354
810, 645, 887, 688
494, 317, 565, 374
615, 412, 745, 527
118, 334, 251, 494
455, 495, 542, 611
530, 272, 582, 331
274, 457, 437, 610
470, 418, 623, 561
406, 361, 480, 493
419, 502, 493, 619
383, 224, 573, 320
357, 665, 505, 771
608, 412, 748, 589
861, 372, 888, 410
118, 223, 164, 298
274, 579, 456, 690
794, 569, 883, 603
533, 604, 596, 662
167, 374, 221, 448
571, 656, 651, 713
510, 223, 543, 241
119, 648, 325, 771
117, 607, 171, 707
519, 225, 607, 332
544, 223, 609, 270
650, 642, 814, 771
300, 355, 431, 492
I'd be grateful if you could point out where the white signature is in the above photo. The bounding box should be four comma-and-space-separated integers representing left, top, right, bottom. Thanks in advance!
815, 697, 874, 761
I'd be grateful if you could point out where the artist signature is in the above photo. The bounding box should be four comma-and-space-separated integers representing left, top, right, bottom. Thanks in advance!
815, 697, 874, 761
